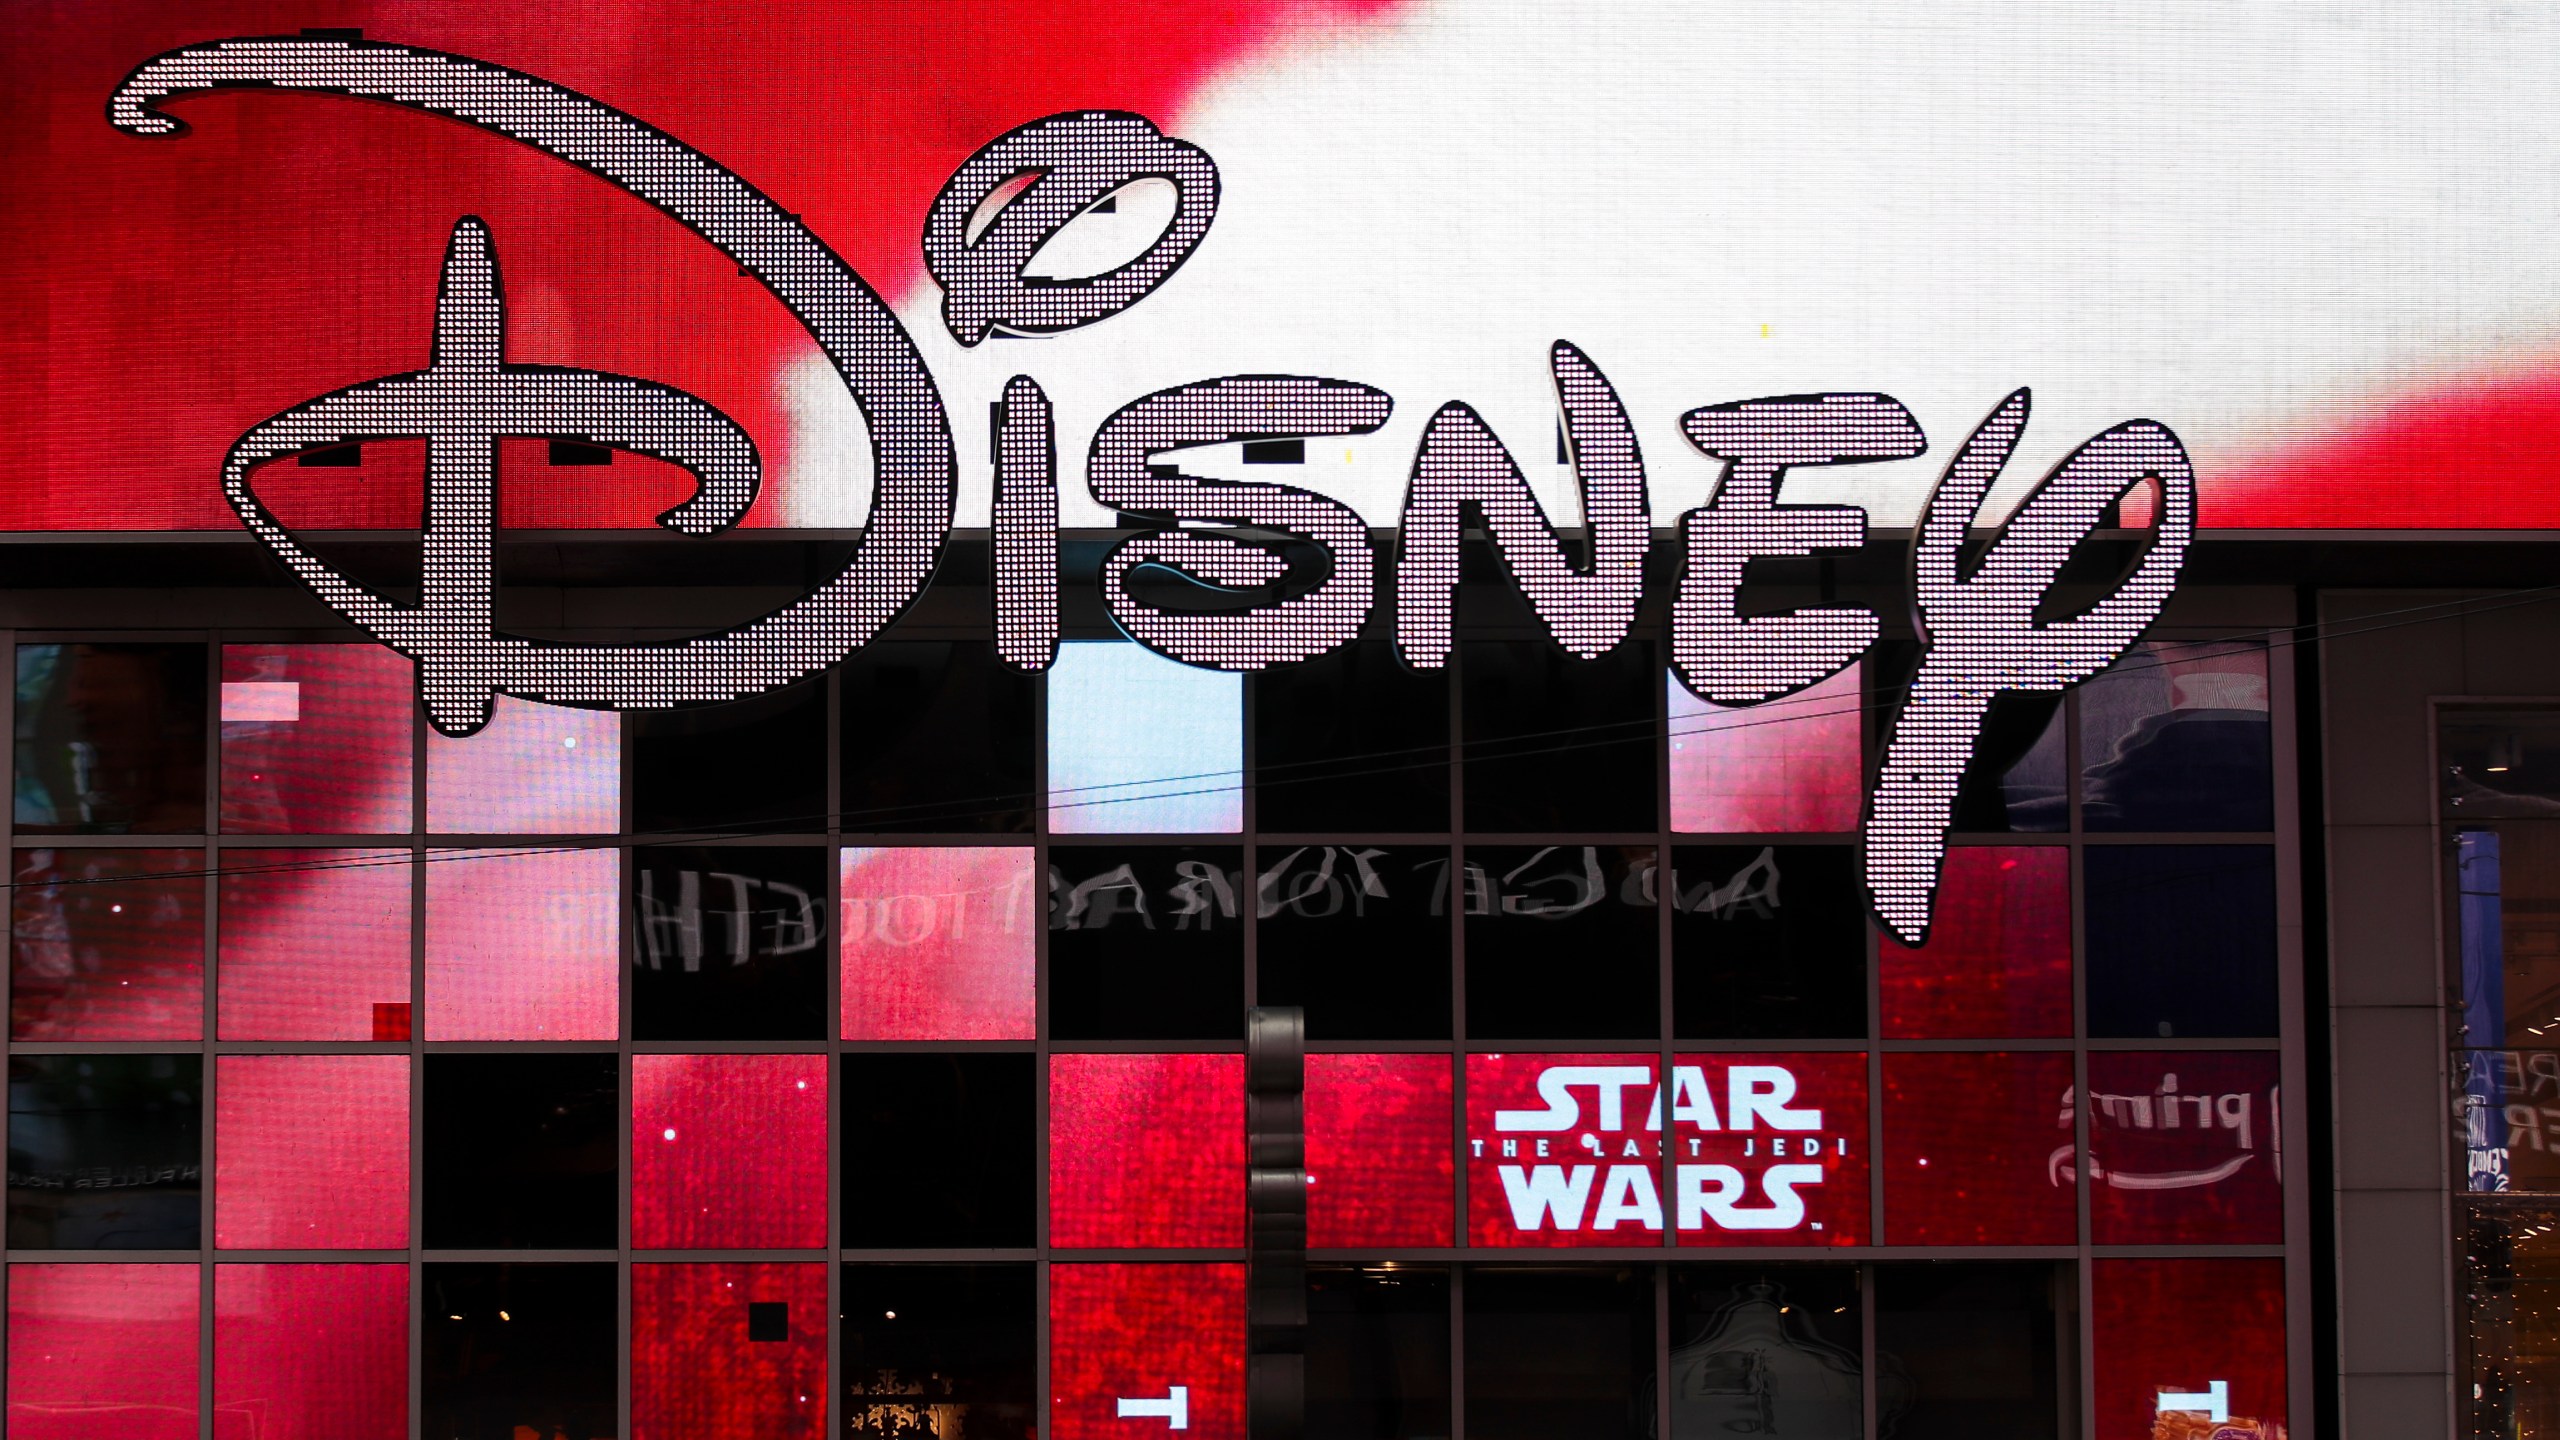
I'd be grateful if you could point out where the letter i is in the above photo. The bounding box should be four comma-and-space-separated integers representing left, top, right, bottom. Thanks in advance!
993, 374, 1060, 670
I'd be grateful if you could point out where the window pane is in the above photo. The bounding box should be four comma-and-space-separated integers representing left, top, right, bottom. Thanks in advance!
1879, 846, 2070, 1040
425, 847, 618, 1040
1048, 846, 1243, 1040
6, 1053, 200, 1249
2455, 821, 2560, 1052
1669, 664, 1861, 834
1048, 1053, 1243, 1248
219, 644, 412, 835
426, 695, 619, 834
634, 845, 829, 1041
840, 1054, 1035, 1248
1672, 844, 1865, 1041
1875, 1262, 2064, 1440
424, 1053, 618, 1250
1466, 844, 1657, 1041
1880, 1052, 2076, 1246
2091, 1259, 2286, 1440
213, 1263, 407, 1440
632, 1262, 827, 1440
841, 1264, 1036, 1440
630, 680, 827, 835
214, 1054, 408, 1250
1309, 1265, 1450, 1440
1306, 1053, 1454, 1248
423, 1262, 616, 1440
1669, 1265, 1862, 1440
1254, 640, 1449, 833
1050, 1263, 1246, 1440
840, 846, 1036, 1040
217, 851, 409, 1040
1048, 640, 1242, 835
631, 1053, 828, 1250
1464, 1053, 1656, 1249
2081, 640, 2273, 832
2466, 1203, 2560, 1436
4, 1263, 198, 1440
2088, 1050, 2282, 1244
1461, 640, 1655, 833
1955, 694, 2067, 835
2085, 845, 2279, 1038
16, 642, 205, 834
2445, 708, 2560, 815
1258, 844, 1451, 1040
1462, 1265, 1652, 1440
842, 640, 1038, 834
11, 847, 202, 1041
1673, 1053, 1868, 1248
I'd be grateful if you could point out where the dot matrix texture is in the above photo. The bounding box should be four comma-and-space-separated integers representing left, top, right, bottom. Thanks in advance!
994, 375, 1062, 670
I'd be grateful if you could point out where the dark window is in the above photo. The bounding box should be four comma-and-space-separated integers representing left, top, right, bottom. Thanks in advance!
1875, 1262, 2064, 1439
1460, 641, 1656, 833
1257, 844, 1451, 1039
841, 1265, 1036, 1440
747, 1301, 790, 1341
2080, 640, 2273, 832
1465, 845, 1657, 1041
10, 848, 205, 1042
1253, 640, 1449, 833
1669, 1266, 1864, 1440
839, 1054, 1035, 1247
842, 641, 1038, 834
297, 443, 360, 466
632, 845, 830, 1040
548, 440, 613, 466
2085, 845, 2279, 1038
1309, 1265, 1451, 1440
15, 642, 207, 834
6, 1053, 200, 1249
1241, 437, 1304, 464
422, 1262, 616, 1440
629, 680, 827, 835
1869, 641, 2064, 835
423, 1053, 617, 1249
1671, 845, 1866, 1040
1463, 1265, 1653, 1440
1048, 846, 1243, 1040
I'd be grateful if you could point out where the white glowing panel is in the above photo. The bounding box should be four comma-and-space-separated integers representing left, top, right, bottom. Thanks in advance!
1047, 641, 1242, 835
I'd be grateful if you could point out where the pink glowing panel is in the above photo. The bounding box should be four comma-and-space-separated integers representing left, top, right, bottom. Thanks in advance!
426, 695, 621, 834
632, 1262, 827, 1440
215, 1055, 409, 1250
6, 1264, 199, 1440
1878, 846, 2072, 1040
1050, 1052, 1245, 1249
1669, 663, 1863, 834
424, 846, 618, 1039
840, 846, 1037, 1040
9, 848, 203, 1041
1306, 1053, 1454, 1247
219, 645, 412, 835
212, 1264, 406, 1440
632, 1053, 829, 1250
217, 852, 411, 1040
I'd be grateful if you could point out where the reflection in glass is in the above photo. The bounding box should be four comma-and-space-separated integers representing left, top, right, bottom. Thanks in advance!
840, 1054, 1035, 1248
424, 1053, 617, 1250
4, 1263, 199, 1440
843, 641, 1038, 833
1668, 1266, 1869, 1440
840, 846, 1037, 1041
2086, 1051, 2281, 1245
2080, 640, 2272, 832
427, 695, 619, 834
423, 1263, 616, 1440
1952, 694, 2068, 834
6, 1053, 200, 1249
1463, 1266, 1652, 1440
2465, 1203, 2560, 1439
1309, 1265, 1450, 1440
841, 1265, 1036, 1440
1671, 845, 1865, 1040
2084, 845, 2278, 1038
1669, 665, 1862, 834
2446, 709, 2560, 817
11, 848, 203, 1041
218, 643, 413, 835
1875, 1263, 2061, 1439
633, 845, 828, 1041
1047, 846, 1243, 1040
2090, 1259, 2286, 1439
425, 847, 618, 1041
217, 851, 410, 1040
1465, 844, 1657, 1040
1047, 641, 1242, 834
1254, 640, 1449, 833
1462, 641, 1656, 833
1258, 843, 1451, 1039
15, 642, 206, 834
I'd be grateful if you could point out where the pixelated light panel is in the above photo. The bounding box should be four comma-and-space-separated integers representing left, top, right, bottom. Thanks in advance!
1050, 1263, 1246, 1440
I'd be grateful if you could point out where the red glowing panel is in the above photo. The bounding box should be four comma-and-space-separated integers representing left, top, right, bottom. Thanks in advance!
1049, 1053, 1243, 1248
1306, 1052, 1453, 1247
1051, 1264, 1246, 1440
424, 846, 618, 1039
839, 846, 1038, 1040
219, 646, 412, 835
9, 848, 203, 1041
1879, 846, 2071, 1039
212, 1264, 406, 1440
5, 1264, 199, 1440
632, 1053, 829, 1249
632, 1262, 827, 1440
1672, 1052, 1866, 1248
1669, 664, 1863, 834
215, 1055, 409, 1250
2088, 1051, 2283, 1245
425, 695, 621, 834
217, 852, 410, 1040
2093, 1259, 2287, 1440
1880, 1051, 2076, 1245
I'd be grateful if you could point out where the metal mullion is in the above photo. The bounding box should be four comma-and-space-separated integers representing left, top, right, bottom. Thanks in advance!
1656, 639, 1677, 1265
1447, 1264, 1465, 1440
1447, 641, 1468, 1276
408, 666, 427, 1440
2267, 622, 2315, 1436
200, 633, 218, 1440
1860, 1262, 1879, 1440
825, 660, 844, 1440
2067, 687, 2097, 1440
1033, 655, 1053, 1440
617, 708, 635, 1440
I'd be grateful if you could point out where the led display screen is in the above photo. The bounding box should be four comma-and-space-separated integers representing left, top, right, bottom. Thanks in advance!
214, 1055, 409, 1251
1305, 1052, 1454, 1248
1878, 846, 2072, 1040
631, 1053, 829, 1250
218, 645, 413, 836
2093, 1258, 2287, 1440
2087, 1050, 2283, 1246
1880, 1051, 2077, 1246
217, 852, 411, 1041
839, 845, 1038, 1040
4, 1264, 198, 1440
1050, 1264, 1246, 1440
423, 846, 619, 1040
10, 848, 204, 1042
631, 1262, 828, 1440
213, 1264, 408, 1440
1048, 1053, 1244, 1249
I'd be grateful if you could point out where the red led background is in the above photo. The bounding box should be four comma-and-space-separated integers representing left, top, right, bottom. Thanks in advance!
839, 846, 1039, 1040
212, 1263, 407, 1440
8, 848, 204, 1042
632, 1261, 828, 1440
631, 1052, 829, 1250
1051, 1263, 1247, 1440
2088, 1051, 2283, 1245
2092, 1258, 2288, 1440
1305, 1052, 1453, 1248
1879, 846, 2072, 1040
218, 645, 412, 836
217, 853, 411, 1040
1880, 1050, 2076, 1246
1049, 1052, 1244, 1249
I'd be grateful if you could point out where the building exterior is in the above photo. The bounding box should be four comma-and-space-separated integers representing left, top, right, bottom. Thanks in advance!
8, 6, 2560, 1440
